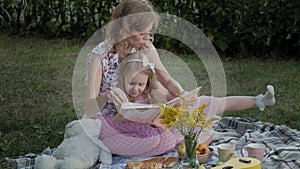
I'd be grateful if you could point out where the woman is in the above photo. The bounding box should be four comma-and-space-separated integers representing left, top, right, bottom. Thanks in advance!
84, 0, 182, 157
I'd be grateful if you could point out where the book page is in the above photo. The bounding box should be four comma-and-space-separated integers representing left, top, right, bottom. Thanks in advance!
167, 86, 202, 107
121, 102, 160, 109
112, 103, 162, 123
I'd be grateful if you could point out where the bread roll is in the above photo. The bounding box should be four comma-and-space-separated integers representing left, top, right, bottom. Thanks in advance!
163, 157, 178, 168
125, 156, 178, 169
125, 161, 143, 169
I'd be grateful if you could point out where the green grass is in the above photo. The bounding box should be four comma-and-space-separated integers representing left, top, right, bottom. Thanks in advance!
0, 34, 80, 163
0, 33, 299, 165
218, 58, 300, 129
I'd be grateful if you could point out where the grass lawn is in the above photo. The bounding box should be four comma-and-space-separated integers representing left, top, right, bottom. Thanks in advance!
0, 33, 299, 164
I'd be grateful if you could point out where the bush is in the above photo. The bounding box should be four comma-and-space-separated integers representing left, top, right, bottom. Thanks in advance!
0, 0, 299, 58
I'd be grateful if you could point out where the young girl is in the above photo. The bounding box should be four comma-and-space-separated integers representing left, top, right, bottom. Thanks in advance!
117, 52, 167, 105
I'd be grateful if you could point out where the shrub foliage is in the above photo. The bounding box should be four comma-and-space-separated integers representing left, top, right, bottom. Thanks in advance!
1, 0, 299, 57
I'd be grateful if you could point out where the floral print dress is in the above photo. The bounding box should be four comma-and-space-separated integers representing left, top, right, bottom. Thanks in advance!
88, 42, 119, 118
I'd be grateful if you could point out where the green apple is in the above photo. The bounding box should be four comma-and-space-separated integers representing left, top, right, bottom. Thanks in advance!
177, 144, 186, 157
198, 165, 206, 169
216, 161, 224, 166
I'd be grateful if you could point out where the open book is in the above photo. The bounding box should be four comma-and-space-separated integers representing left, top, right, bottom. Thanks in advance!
112, 86, 202, 123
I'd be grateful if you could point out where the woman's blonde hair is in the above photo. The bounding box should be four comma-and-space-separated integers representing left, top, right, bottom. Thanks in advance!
117, 51, 158, 101
105, 0, 159, 55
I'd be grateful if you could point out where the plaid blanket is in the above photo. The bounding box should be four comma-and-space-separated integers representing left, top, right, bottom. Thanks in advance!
3, 117, 300, 169
211, 117, 300, 169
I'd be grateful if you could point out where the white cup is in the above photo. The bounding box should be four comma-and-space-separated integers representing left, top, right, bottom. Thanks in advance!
217, 143, 236, 162
240, 143, 266, 162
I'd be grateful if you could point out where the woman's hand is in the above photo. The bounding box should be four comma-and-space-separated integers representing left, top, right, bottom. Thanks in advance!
150, 117, 168, 129
187, 94, 198, 106
149, 89, 167, 104
107, 88, 128, 111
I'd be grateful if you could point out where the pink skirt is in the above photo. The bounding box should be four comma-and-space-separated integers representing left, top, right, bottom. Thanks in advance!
95, 96, 218, 157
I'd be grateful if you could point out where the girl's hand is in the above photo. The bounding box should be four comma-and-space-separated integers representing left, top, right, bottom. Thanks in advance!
107, 88, 128, 111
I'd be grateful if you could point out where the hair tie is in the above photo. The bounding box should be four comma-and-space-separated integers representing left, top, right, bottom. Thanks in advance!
126, 55, 155, 73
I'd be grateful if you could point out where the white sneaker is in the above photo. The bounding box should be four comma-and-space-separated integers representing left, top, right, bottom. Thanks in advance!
256, 85, 276, 111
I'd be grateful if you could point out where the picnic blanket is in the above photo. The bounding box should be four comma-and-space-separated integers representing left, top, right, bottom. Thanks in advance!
211, 117, 300, 169
3, 116, 300, 169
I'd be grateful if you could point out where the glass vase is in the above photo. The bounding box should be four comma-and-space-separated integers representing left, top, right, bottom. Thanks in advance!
180, 135, 199, 169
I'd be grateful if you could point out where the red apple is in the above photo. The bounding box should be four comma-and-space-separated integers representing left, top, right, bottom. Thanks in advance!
197, 143, 211, 155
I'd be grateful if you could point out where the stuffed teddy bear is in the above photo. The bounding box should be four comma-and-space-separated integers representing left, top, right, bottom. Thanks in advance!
35, 118, 112, 169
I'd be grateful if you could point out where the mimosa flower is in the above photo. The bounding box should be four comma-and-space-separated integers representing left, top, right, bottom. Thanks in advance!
159, 95, 221, 166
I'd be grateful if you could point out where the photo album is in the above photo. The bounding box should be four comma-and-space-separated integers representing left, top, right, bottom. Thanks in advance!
112, 86, 202, 123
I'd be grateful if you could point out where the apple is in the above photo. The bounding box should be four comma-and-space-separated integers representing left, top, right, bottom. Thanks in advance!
197, 143, 207, 151
177, 144, 186, 157
197, 143, 210, 155
198, 165, 206, 169
216, 161, 224, 166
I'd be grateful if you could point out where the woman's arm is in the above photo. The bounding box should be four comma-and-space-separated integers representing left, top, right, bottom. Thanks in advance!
84, 53, 128, 116
83, 53, 109, 116
147, 43, 184, 98
148, 88, 168, 104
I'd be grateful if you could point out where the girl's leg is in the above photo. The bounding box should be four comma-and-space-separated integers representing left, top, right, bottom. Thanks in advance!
194, 85, 275, 146
221, 96, 256, 112
193, 85, 276, 117
223, 85, 275, 112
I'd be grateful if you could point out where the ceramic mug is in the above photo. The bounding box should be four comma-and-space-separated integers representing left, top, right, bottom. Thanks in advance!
217, 143, 236, 162
240, 143, 266, 162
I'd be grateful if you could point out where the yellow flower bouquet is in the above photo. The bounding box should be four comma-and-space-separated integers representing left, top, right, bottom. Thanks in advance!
160, 96, 221, 167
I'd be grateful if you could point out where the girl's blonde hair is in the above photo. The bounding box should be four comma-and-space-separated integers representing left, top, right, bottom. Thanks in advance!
117, 51, 158, 101
105, 0, 159, 55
